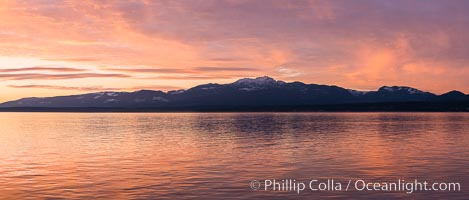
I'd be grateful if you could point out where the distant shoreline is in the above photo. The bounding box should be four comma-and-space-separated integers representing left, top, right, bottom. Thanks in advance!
1, 101, 468, 112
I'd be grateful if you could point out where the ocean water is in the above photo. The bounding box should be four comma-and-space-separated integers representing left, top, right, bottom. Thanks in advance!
0, 112, 467, 199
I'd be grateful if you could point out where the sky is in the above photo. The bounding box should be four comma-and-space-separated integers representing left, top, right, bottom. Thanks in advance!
0, 0, 468, 102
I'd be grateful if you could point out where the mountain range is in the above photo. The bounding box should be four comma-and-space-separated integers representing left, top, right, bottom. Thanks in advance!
0, 76, 468, 111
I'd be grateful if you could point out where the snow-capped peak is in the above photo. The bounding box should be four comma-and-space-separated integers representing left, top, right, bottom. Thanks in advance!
233, 76, 285, 86
168, 89, 186, 95
379, 86, 425, 94
347, 89, 370, 96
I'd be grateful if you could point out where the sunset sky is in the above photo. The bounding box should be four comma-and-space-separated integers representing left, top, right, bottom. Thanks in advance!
1, 0, 468, 102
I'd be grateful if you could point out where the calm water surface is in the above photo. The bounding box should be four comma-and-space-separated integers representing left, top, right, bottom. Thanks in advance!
0, 112, 468, 199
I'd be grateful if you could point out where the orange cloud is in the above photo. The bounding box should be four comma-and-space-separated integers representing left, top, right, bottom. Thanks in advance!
8, 84, 180, 92
0, 73, 131, 80
0, 66, 86, 72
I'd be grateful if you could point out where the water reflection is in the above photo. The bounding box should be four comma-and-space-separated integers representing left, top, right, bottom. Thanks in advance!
0, 112, 467, 199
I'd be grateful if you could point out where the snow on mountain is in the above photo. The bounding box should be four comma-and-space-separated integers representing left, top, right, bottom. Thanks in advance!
347, 89, 370, 96
152, 96, 169, 102
379, 86, 425, 94
239, 87, 261, 91
106, 92, 120, 97
233, 76, 285, 87
104, 99, 119, 103
201, 86, 219, 90
168, 90, 185, 95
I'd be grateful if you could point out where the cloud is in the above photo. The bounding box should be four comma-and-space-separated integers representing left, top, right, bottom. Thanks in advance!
100, 67, 190, 74
101, 66, 258, 73
0, 73, 131, 80
8, 84, 121, 91
0, 66, 86, 72
275, 66, 302, 78
128, 85, 182, 91
142, 75, 241, 80
57, 40, 109, 46
8, 84, 181, 92
44, 57, 102, 62
194, 67, 259, 72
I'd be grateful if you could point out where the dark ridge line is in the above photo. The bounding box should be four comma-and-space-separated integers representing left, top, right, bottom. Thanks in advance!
0, 101, 468, 112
